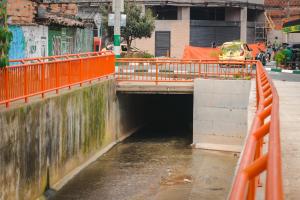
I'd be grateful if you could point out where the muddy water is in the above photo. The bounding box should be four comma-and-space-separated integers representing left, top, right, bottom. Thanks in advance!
51, 127, 238, 200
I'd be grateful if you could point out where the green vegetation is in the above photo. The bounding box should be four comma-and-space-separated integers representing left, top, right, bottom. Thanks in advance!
100, 1, 155, 52
275, 48, 293, 67
122, 51, 154, 58
0, 0, 12, 68
275, 50, 286, 66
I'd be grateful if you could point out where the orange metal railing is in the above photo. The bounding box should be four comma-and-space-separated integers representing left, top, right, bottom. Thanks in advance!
116, 58, 255, 83
229, 61, 283, 199
1, 52, 115, 107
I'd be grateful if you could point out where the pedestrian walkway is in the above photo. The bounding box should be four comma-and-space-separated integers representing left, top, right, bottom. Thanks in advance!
274, 80, 300, 200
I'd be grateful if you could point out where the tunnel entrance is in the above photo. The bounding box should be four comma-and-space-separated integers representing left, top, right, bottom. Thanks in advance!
51, 92, 239, 200
118, 93, 194, 142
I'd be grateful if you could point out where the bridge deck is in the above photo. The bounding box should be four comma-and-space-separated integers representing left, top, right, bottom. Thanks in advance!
116, 82, 194, 94
274, 80, 300, 199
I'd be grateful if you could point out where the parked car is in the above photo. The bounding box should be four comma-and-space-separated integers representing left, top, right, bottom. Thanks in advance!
219, 41, 253, 61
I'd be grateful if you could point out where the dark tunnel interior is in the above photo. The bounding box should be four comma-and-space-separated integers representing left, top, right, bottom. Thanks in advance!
118, 93, 194, 142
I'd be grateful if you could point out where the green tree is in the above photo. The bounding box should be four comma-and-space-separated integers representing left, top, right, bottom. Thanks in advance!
100, 1, 155, 52
0, 0, 12, 68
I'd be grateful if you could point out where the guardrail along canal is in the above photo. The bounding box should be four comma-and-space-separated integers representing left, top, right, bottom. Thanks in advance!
50, 94, 238, 200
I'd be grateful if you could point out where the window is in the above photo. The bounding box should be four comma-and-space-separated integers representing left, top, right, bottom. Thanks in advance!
148, 6, 178, 20
191, 7, 225, 21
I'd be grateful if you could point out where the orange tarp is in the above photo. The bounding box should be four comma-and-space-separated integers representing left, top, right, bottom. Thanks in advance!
182, 46, 220, 60
248, 43, 267, 58
182, 43, 267, 60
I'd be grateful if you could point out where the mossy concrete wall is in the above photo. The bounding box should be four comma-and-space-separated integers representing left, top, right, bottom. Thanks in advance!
0, 79, 145, 200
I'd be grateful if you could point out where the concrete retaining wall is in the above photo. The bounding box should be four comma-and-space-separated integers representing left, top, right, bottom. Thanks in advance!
193, 79, 251, 152
0, 79, 145, 200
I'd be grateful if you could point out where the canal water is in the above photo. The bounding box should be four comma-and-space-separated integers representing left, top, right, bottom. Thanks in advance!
50, 122, 238, 200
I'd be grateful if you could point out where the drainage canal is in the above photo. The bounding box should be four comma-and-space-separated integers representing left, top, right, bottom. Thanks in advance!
50, 94, 237, 200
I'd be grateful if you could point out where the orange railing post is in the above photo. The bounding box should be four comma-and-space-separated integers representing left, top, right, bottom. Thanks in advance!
80, 58, 83, 87
55, 61, 59, 94
68, 60, 71, 89
41, 63, 45, 98
5, 67, 9, 107
24, 65, 28, 103
155, 63, 158, 85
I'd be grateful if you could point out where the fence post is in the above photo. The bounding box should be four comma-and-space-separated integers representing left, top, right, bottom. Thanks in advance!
68, 60, 71, 89
80, 58, 83, 86
5, 68, 9, 107
41, 63, 45, 98
55, 62, 59, 94
24, 65, 28, 103
155, 63, 158, 85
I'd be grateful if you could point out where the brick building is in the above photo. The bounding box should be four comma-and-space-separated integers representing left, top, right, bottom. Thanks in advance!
6, 0, 94, 60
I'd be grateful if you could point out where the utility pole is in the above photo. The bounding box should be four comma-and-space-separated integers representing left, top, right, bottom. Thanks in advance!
113, 0, 124, 58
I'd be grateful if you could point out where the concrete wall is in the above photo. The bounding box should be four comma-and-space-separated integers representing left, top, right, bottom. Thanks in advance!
288, 33, 300, 43
267, 30, 300, 44
48, 26, 93, 56
193, 79, 251, 152
132, 19, 190, 58
8, 25, 49, 60
0, 79, 146, 200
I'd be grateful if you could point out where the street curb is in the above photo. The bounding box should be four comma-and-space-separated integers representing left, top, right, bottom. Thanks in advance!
265, 68, 300, 74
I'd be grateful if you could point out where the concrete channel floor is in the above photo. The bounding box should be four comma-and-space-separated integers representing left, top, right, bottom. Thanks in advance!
50, 129, 239, 200
274, 80, 300, 200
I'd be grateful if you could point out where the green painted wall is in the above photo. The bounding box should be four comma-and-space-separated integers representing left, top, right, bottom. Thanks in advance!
48, 26, 93, 56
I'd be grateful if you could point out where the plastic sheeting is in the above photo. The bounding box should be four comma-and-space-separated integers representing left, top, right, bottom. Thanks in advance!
182, 43, 266, 60
248, 43, 267, 58
182, 46, 221, 60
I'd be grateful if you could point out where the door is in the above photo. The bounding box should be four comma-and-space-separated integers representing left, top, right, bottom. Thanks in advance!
155, 31, 170, 57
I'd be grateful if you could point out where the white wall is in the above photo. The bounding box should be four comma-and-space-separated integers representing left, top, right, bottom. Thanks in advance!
193, 79, 251, 152
22, 25, 48, 58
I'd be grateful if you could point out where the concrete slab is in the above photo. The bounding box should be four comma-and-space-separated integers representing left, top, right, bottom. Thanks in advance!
274, 80, 300, 200
193, 79, 252, 151
116, 81, 194, 94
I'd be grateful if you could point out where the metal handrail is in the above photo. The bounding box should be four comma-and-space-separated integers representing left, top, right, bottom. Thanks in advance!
229, 61, 283, 199
1, 52, 115, 107
116, 58, 256, 83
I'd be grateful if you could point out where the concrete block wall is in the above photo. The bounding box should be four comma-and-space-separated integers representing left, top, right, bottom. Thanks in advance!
0, 79, 147, 200
132, 19, 190, 58
193, 79, 251, 152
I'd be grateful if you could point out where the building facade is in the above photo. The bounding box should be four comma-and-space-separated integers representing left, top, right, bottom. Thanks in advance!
131, 0, 265, 58
265, 0, 300, 43
6, 0, 94, 60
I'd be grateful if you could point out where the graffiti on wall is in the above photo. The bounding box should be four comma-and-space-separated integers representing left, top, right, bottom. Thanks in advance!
52, 36, 62, 55
8, 26, 25, 60
8, 25, 48, 61
22, 26, 48, 58
75, 27, 93, 53
49, 27, 93, 56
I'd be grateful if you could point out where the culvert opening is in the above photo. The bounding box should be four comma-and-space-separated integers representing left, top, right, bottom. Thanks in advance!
118, 93, 194, 142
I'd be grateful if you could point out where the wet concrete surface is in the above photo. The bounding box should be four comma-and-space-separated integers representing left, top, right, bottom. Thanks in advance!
50, 126, 239, 200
